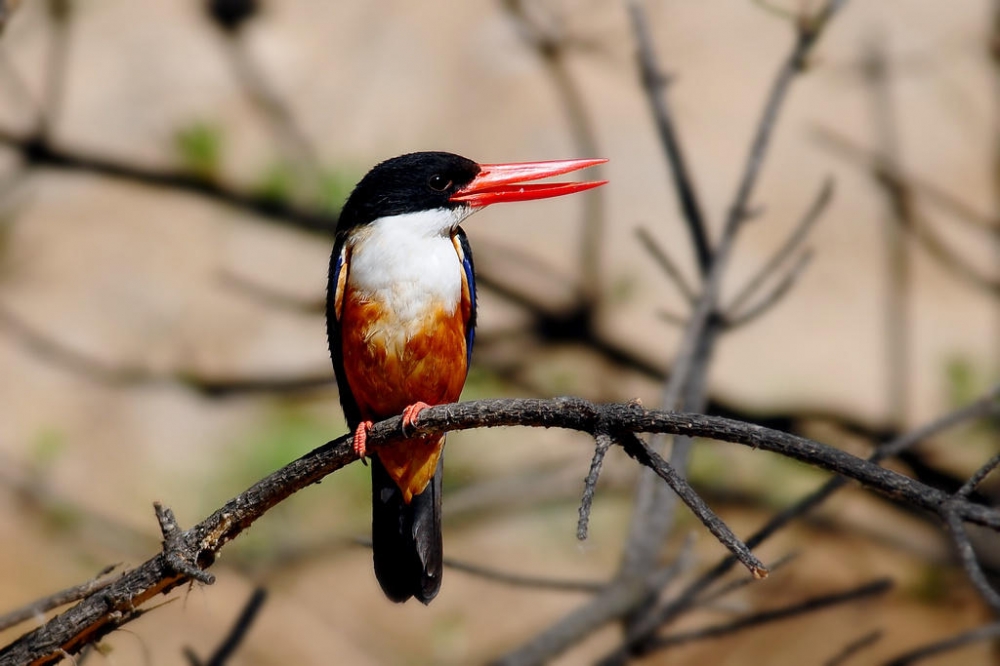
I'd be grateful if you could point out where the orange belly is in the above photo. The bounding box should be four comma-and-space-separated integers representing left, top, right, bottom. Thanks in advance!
341, 291, 468, 502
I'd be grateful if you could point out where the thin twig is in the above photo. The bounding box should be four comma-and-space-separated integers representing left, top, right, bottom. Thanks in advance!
624, 579, 891, 658
726, 177, 834, 314
628, 0, 712, 275
883, 622, 1000, 666
0, 565, 117, 633
578, 429, 614, 540
635, 226, 697, 304
725, 249, 814, 328
0, 301, 333, 395
443, 559, 604, 594
941, 504, 1000, 613
218, 31, 323, 189
183, 588, 267, 666
39, 0, 72, 137
695, 552, 799, 608
823, 630, 884, 666
619, 432, 767, 578
957, 453, 1000, 498
813, 125, 998, 233
865, 35, 912, 429
503, 0, 606, 303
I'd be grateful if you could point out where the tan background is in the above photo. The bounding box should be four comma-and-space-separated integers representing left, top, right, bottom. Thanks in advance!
0, 1, 997, 664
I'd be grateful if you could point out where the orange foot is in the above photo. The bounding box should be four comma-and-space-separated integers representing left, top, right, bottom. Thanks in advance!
352, 420, 374, 459
400, 402, 431, 437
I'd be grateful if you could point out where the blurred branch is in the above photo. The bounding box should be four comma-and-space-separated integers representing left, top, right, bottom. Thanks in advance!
0, 565, 117, 633
628, 0, 711, 275
814, 126, 998, 233
723, 249, 814, 328
183, 587, 266, 666
725, 177, 833, 316
443, 558, 604, 594
883, 622, 1000, 666
502, 0, 607, 303
614, 1, 846, 655
942, 504, 1000, 613
0, 0, 20, 36
39, 0, 72, 137
635, 226, 697, 304
597, 384, 1000, 659
0, 130, 338, 232
0, 302, 333, 395
864, 35, 912, 429
815, 127, 1000, 298
4, 393, 1000, 664
824, 630, 884, 666
208, 0, 324, 193
614, 578, 891, 661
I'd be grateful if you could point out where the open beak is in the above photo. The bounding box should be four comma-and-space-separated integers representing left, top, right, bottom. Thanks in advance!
449, 157, 608, 207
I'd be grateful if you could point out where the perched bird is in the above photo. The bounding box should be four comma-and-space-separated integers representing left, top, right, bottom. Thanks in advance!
326, 152, 606, 603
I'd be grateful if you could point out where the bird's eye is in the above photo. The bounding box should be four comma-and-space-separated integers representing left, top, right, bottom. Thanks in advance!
428, 174, 452, 192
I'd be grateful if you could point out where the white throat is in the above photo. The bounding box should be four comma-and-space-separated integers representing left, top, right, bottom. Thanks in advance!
346, 208, 472, 320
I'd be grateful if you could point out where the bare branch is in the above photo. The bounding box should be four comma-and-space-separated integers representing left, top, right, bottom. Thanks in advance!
628, 0, 712, 275
621, 579, 891, 659
608, 385, 1000, 655
958, 453, 1000, 498
5, 393, 996, 664
635, 226, 697, 304
695, 552, 799, 608
0, 130, 338, 233
619, 432, 767, 578
813, 126, 998, 233
502, 0, 607, 302
725, 177, 834, 315
443, 558, 604, 594
0, 302, 333, 395
823, 630, 884, 666
39, 0, 72, 137
941, 504, 1000, 613
0, 565, 117, 633
617, 0, 848, 640
883, 622, 1000, 666
577, 429, 614, 540
724, 249, 814, 328
183, 588, 266, 666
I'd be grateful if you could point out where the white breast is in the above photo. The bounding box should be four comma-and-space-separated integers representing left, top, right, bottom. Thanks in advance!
347, 208, 465, 322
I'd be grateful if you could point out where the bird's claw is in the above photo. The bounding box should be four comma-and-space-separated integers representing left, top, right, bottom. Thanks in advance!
400, 402, 431, 437
353, 420, 374, 460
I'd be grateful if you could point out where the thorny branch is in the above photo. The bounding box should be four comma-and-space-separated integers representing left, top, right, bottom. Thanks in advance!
3, 391, 996, 665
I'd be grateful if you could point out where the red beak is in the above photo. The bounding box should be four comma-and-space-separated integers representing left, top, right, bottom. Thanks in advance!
449, 158, 608, 207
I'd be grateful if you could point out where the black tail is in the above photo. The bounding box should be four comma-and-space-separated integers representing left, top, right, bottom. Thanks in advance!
371, 454, 443, 604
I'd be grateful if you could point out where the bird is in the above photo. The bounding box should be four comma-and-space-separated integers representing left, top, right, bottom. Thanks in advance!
326, 151, 607, 603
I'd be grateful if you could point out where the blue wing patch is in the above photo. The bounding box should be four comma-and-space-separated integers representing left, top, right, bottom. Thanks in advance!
455, 230, 477, 371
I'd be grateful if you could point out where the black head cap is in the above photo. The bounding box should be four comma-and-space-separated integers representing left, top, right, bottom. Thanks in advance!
336, 152, 480, 236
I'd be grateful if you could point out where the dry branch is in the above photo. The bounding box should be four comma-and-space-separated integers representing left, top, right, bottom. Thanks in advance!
3, 395, 999, 664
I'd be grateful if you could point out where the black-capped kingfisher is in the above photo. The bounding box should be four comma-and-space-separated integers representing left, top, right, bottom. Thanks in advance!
326, 152, 607, 603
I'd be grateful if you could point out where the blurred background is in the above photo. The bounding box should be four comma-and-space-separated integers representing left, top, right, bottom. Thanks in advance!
0, 0, 999, 664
